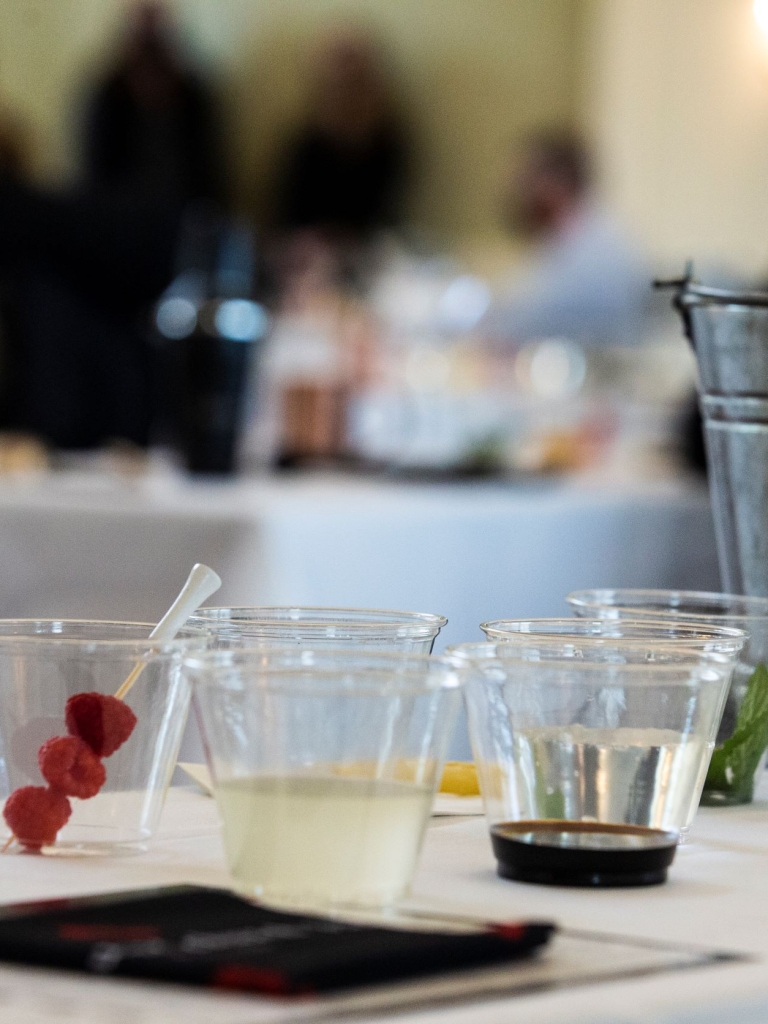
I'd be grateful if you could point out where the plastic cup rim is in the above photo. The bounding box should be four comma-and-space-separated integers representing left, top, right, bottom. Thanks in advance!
478, 617, 747, 646
189, 606, 447, 638
566, 589, 768, 624
448, 641, 740, 677
0, 619, 208, 652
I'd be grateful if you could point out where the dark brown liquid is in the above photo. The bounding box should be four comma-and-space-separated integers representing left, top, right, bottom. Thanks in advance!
491, 820, 678, 888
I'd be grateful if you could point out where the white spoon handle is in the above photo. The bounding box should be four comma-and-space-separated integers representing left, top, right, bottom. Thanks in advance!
114, 563, 222, 701
149, 563, 222, 641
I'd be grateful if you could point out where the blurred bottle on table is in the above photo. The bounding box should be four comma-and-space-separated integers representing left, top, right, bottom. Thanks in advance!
155, 209, 268, 474
240, 224, 386, 471
267, 315, 349, 468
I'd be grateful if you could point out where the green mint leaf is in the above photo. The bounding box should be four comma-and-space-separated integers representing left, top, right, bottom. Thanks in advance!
705, 663, 768, 799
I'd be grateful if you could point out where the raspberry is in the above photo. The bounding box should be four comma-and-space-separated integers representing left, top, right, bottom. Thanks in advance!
65, 693, 137, 757
38, 736, 106, 799
3, 786, 72, 849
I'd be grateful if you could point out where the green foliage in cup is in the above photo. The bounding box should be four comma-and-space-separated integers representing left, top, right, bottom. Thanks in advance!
704, 663, 768, 804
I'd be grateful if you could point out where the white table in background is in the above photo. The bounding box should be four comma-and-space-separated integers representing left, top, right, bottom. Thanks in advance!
0, 467, 719, 758
0, 781, 767, 1024
0, 467, 718, 637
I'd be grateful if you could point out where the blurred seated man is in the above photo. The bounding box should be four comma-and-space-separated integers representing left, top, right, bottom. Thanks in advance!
484, 131, 652, 347
84, 1, 222, 203
273, 31, 407, 246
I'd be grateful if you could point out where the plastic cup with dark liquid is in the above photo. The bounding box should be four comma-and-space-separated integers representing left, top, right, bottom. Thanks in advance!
452, 625, 744, 887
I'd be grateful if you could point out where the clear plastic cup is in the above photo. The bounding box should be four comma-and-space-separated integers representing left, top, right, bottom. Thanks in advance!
567, 589, 768, 623
567, 590, 768, 804
451, 636, 741, 880
0, 621, 206, 854
480, 616, 748, 658
188, 607, 447, 653
186, 649, 461, 910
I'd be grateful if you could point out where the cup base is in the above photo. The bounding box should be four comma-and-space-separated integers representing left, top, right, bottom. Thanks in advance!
232, 875, 410, 916
3, 839, 148, 858
491, 821, 678, 888
496, 861, 669, 888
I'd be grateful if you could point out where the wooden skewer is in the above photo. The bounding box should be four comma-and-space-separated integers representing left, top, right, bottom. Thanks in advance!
114, 661, 145, 702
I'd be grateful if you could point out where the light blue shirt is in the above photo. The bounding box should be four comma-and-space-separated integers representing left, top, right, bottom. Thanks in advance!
485, 205, 654, 347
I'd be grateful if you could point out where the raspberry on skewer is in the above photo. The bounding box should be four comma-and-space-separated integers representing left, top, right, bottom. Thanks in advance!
3, 787, 72, 851
38, 736, 106, 799
3, 694, 135, 852
65, 692, 137, 757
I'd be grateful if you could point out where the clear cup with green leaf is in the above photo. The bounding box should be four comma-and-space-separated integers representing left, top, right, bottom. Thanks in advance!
568, 591, 768, 805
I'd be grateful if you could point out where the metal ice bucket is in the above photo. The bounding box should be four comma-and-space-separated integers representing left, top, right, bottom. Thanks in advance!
661, 273, 768, 596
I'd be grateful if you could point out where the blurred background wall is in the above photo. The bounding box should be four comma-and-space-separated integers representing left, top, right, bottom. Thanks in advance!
583, 0, 768, 278
0, 0, 583, 257
5, 1, 768, 274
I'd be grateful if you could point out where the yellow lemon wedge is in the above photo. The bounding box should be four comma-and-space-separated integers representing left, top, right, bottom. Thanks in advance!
439, 761, 480, 796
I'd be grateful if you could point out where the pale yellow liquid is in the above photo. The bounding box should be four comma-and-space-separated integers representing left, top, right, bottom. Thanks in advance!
215, 775, 433, 909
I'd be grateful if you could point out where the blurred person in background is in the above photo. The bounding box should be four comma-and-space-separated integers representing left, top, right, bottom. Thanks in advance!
0, 175, 182, 448
0, 101, 29, 182
85, 1, 222, 203
259, 30, 408, 466
484, 131, 653, 348
0, 3, 224, 452
0, 99, 32, 444
272, 30, 408, 260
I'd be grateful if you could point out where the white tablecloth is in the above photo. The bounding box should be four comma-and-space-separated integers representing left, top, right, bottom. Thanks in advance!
0, 468, 719, 632
0, 468, 719, 758
0, 782, 767, 1024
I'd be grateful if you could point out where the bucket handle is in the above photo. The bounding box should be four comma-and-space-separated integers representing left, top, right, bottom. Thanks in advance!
654, 263, 695, 346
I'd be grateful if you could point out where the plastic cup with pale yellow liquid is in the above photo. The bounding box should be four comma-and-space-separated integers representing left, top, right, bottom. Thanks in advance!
186, 649, 461, 910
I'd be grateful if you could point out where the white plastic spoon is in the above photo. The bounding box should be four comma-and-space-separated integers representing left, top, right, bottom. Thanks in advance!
114, 563, 222, 700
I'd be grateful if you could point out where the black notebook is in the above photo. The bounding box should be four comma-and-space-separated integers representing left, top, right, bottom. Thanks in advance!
0, 886, 554, 997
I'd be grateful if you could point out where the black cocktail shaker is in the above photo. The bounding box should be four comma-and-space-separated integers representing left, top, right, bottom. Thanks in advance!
155, 211, 268, 474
